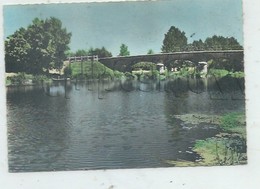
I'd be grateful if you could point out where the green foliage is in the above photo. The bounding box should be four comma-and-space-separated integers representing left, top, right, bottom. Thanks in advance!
88, 47, 112, 58
132, 62, 158, 79
188, 36, 243, 51
166, 60, 197, 78
204, 35, 243, 50
119, 44, 130, 56
167, 112, 247, 167
161, 26, 188, 52
70, 61, 122, 79
124, 72, 134, 77
221, 112, 245, 129
67, 47, 112, 59
65, 50, 75, 57
229, 71, 245, 78
193, 137, 246, 166
5, 17, 71, 74
114, 70, 124, 78
7, 72, 26, 85
6, 72, 50, 85
5, 28, 31, 73
208, 69, 229, 77
191, 39, 205, 51
75, 49, 88, 56
219, 112, 246, 138
179, 67, 192, 77
147, 49, 154, 54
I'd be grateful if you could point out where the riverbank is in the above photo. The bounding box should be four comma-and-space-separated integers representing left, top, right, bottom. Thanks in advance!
5, 61, 124, 86
5, 72, 52, 86
166, 112, 247, 166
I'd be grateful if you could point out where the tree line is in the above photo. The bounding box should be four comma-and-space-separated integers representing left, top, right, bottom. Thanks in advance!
67, 43, 130, 58
161, 26, 243, 53
5, 17, 243, 75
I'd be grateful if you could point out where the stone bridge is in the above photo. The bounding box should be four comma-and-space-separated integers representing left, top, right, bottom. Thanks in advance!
98, 50, 244, 72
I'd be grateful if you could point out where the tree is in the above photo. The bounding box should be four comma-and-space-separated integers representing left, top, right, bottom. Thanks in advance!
119, 44, 130, 56
192, 39, 205, 51
147, 49, 154, 55
204, 35, 243, 50
75, 49, 88, 56
5, 28, 30, 72
65, 51, 75, 57
5, 17, 71, 74
88, 47, 112, 58
161, 26, 188, 53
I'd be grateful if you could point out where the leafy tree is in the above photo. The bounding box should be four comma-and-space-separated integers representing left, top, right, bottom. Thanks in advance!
161, 26, 188, 52
5, 17, 71, 74
5, 28, 30, 72
75, 49, 88, 56
147, 49, 154, 55
192, 39, 205, 51
88, 47, 112, 58
119, 44, 130, 56
204, 35, 243, 50
65, 51, 75, 57
226, 37, 243, 50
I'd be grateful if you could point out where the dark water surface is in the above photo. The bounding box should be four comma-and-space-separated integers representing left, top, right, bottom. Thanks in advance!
6, 77, 245, 172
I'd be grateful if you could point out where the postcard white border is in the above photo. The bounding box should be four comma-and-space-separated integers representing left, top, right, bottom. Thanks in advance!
0, 0, 259, 188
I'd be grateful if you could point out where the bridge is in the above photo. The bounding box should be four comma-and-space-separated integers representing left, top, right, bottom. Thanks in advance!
98, 50, 244, 72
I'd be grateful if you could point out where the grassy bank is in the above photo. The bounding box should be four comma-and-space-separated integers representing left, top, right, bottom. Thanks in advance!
5, 61, 124, 86
6, 72, 51, 86
69, 61, 123, 79
166, 112, 247, 166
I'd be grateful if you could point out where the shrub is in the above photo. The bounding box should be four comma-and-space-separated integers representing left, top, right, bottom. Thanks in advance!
220, 112, 244, 129
208, 69, 229, 77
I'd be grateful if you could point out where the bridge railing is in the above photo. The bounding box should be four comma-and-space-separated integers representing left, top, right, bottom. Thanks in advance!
67, 55, 99, 62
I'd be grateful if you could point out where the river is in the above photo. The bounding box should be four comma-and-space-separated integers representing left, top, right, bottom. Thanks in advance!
6, 77, 245, 172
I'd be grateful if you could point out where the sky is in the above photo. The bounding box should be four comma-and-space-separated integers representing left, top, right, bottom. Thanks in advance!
3, 0, 243, 56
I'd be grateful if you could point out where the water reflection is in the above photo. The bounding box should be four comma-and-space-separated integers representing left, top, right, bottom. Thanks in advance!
6, 77, 245, 172
7, 85, 72, 171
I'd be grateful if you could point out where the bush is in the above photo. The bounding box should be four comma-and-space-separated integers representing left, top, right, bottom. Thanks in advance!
208, 69, 229, 77
7, 72, 26, 85
114, 70, 124, 78
6, 72, 51, 85
229, 71, 245, 78
220, 112, 245, 129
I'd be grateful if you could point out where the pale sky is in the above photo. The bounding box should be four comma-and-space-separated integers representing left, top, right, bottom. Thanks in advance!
3, 0, 243, 56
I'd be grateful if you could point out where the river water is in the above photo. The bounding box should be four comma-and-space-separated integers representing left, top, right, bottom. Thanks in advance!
6, 77, 245, 172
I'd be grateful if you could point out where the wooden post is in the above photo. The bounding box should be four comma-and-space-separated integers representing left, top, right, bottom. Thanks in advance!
81, 56, 83, 77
